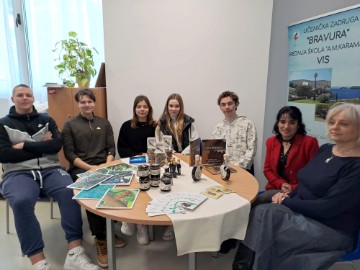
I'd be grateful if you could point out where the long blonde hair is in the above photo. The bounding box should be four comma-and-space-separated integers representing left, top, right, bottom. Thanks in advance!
160, 93, 185, 143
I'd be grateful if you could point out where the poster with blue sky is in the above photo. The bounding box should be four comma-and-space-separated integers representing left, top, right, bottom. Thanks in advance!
288, 4, 360, 145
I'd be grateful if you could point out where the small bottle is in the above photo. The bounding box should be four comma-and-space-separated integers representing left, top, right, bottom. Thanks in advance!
176, 158, 181, 175
160, 172, 173, 191
163, 161, 170, 173
192, 154, 202, 181
220, 154, 231, 181
170, 163, 177, 178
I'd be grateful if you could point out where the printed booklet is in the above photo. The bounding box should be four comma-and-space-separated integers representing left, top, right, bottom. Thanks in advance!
96, 189, 140, 209
73, 185, 116, 200
100, 171, 134, 186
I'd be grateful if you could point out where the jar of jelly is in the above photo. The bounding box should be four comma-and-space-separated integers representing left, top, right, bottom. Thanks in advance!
137, 164, 150, 178
139, 175, 150, 191
160, 172, 172, 192
150, 163, 160, 176
150, 174, 160, 187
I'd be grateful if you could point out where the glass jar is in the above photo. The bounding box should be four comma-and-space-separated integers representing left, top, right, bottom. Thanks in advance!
139, 175, 150, 191
150, 163, 160, 176
137, 164, 150, 177
150, 174, 160, 187
160, 172, 172, 192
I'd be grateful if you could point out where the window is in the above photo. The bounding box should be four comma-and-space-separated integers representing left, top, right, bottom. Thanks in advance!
0, 0, 104, 114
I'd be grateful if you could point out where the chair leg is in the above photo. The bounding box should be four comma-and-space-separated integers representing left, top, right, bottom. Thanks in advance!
6, 200, 10, 234
50, 198, 54, 219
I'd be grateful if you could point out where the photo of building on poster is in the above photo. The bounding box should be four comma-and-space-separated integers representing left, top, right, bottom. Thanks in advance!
288, 4, 360, 144
289, 68, 360, 122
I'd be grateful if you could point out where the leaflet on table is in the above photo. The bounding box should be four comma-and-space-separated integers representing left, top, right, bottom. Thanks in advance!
201, 185, 235, 199
73, 185, 116, 200
95, 163, 135, 175
76, 170, 94, 179
146, 192, 208, 216
100, 171, 134, 186
76, 163, 134, 179
67, 172, 112, 190
96, 189, 140, 209
146, 197, 187, 215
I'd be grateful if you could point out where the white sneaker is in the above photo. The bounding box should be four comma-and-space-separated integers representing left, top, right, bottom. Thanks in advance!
64, 246, 100, 270
121, 222, 135, 236
137, 225, 149, 245
33, 260, 52, 270
163, 226, 175, 241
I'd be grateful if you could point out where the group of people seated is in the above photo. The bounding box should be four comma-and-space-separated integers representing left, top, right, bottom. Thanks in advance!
0, 84, 359, 270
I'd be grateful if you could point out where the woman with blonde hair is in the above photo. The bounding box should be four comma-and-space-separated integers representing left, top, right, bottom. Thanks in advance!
156, 93, 199, 154
156, 93, 199, 240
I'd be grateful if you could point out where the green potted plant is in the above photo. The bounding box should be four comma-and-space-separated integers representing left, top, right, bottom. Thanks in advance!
53, 31, 98, 87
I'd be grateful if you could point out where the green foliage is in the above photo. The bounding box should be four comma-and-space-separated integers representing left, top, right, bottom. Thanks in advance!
294, 85, 313, 98
53, 31, 98, 87
316, 94, 330, 103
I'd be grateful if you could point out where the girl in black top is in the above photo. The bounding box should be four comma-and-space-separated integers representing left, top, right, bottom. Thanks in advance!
118, 95, 156, 158
118, 95, 156, 245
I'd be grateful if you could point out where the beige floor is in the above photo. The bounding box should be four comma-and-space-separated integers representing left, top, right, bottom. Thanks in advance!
0, 199, 358, 270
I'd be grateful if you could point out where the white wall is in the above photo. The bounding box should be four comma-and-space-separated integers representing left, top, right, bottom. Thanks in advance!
103, 0, 273, 183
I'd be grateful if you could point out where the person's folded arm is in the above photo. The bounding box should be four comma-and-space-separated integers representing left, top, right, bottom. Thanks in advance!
0, 125, 40, 163
22, 119, 62, 155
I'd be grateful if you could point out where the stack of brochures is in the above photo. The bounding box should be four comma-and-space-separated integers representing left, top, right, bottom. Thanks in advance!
146, 192, 208, 216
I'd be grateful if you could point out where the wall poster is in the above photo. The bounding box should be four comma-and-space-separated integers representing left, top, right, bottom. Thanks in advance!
288, 4, 360, 145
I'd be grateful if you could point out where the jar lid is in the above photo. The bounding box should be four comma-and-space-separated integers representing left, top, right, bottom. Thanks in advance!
163, 172, 173, 178
161, 177, 172, 184
138, 164, 150, 170
150, 163, 160, 168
